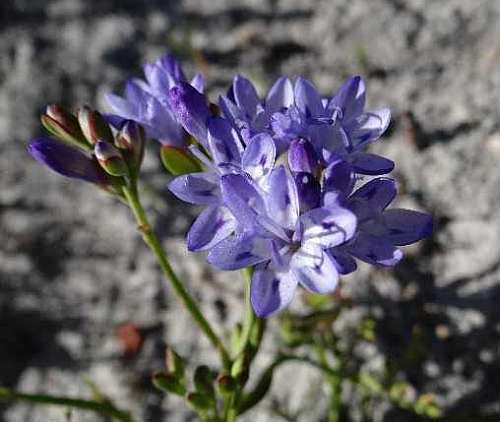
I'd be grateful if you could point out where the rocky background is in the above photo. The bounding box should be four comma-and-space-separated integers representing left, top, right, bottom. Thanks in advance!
1, 0, 500, 421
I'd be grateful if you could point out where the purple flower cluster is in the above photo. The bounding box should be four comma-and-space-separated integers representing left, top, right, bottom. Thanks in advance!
106, 54, 204, 148
27, 53, 432, 317
165, 74, 432, 317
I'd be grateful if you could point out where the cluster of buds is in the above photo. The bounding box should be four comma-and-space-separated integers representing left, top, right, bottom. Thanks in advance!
152, 347, 239, 418
28, 104, 145, 195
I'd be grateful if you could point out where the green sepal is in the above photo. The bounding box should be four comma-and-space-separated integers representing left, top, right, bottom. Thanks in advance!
165, 347, 186, 382
41, 113, 90, 151
160, 145, 202, 175
152, 372, 186, 396
98, 157, 128, 177
185, 392, 212, 411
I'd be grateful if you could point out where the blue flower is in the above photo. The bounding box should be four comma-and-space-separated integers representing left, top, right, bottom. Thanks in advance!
206, 168, 357, 317
106, 54, 204, 147
168, 86, 278, 252
165, 72, 432, 317
323, 161, 433, 274
219, 75, 392, 175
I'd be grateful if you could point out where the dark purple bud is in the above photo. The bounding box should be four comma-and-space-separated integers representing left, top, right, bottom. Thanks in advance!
28, 137, 108, 184
169, 82, 210, 147
77, 106, 114, 145
288, 138, 320, 174
294, 172, 321, 211
41, 104, 89, 150
94, 141, 128, 176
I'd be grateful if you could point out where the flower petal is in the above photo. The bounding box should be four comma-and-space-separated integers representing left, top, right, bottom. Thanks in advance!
233, 75, 260, 119
300, 205, 357, 248
265, 166, 299, 230
350, 108, 391, 148
251, 264, 298, 317
288, 138, 320, 174
169, 82, 210, 146
265, 76, 294, 114
291, 244, 339, 294
158, 53, 186, 82
347, 233, 403, 266
143, 62, 172, 95
187, 205, 237, 251
27, 137, 106, 184
366, 208, 433, 246
328, 76, 365, 122
294, 77, 324, 117
323, 156, 355, 200
221, 173, 265, 230
330, 248, 358, 275
207, 232, 271, 270
190, 73, 205, 93
168, 172, 220, 205
351, 152, 394, 175
348, 178, 396, 222
207, 116, 243, 166
105, 93, 138, 120
241, 133, 276, 184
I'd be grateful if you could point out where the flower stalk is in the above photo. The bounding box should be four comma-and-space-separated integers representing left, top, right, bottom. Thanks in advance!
0, 387, 133, 422
122, 184, 231, 369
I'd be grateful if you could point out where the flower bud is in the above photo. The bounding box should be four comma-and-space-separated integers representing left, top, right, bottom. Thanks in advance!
78, 106, 114, 145
41, 105, 89, 150
294, 172, 321, 211
165, 347, 185, 381
185, 392, 212, 411
193, 365, 215, 399
216, 374, 237, 395
94, 141, 128, 177
116, 120, 145, 172
160, 145, 202, 175
152, 372, 186, 396
288, 138, 320, 174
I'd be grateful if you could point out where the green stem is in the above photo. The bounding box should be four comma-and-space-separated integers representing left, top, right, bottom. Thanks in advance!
223, 393, 237, 422
122, 185, 230, 368
315, 338, 341, 422
0, 387, 133, 422
234, 267, 255, 358
238, 354, 340, 415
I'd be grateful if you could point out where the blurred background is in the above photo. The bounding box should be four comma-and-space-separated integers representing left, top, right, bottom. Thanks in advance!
1, 0, 500, 420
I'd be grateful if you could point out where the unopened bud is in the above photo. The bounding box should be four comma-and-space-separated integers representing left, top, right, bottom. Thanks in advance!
216, 374, 237, 395
78, 106, 114, 145
193, 365, 215, 399
165, 347, 185, 381
41, 105, 89, 149
152, 372, 186, 396
115, 120, 145, 174
294, 172, 321, 211
160, 145, 202, 175
186, 392, 212, 411
94, 141, 128, 176
288, 138, 320, 174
